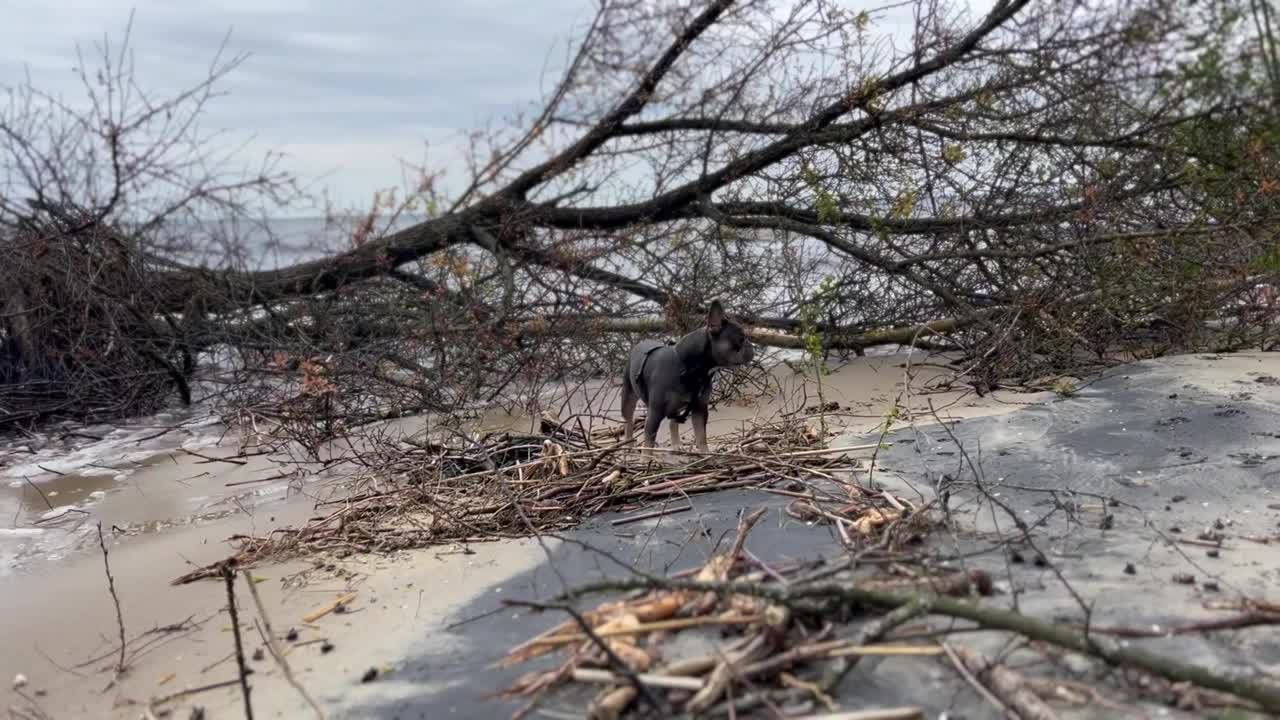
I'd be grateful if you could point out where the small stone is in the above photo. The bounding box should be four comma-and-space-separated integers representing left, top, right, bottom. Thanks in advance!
1123, 563, 1137, 575
12, 673, 28, 690
1202, 581, 1221, 592
1062, 653, 1094, 675
1170, 495, 1186, 503
1009, 550, 1024, 564
361, 667, 379, 683
1172, 573, 1195, 585
1206, 549, 1221, 558
320, 641, 335, 654
285, 628, 299, 642
1169, 526, 1182, 533
1033, 554, 1047, 567
252, 647, 265, 662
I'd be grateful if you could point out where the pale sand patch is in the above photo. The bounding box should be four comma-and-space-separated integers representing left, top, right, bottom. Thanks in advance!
0, 350, 1046, 718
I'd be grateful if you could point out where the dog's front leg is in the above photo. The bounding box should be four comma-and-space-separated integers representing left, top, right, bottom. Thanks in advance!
642, 409, 664, 455
691, 405, 709, 453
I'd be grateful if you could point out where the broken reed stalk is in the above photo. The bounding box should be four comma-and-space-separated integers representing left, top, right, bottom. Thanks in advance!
567, 575, 1280, 713
242, 573, 325, 719
95, 522, 128, 676
221, 564, 255, 720
148, 678, 243, 708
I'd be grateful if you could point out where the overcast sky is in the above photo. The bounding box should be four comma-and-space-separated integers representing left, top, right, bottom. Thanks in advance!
2, 0, 598, 214
2, 1, 989, 216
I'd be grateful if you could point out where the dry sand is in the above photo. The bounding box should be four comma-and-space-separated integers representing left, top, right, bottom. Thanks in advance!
0, 349, 1050, 719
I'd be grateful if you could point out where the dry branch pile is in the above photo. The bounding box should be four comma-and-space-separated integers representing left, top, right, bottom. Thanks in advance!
496, 508, 1280, 720
495, 508, 980, 720
170, 415, 889, 585
1, 206, 193, 427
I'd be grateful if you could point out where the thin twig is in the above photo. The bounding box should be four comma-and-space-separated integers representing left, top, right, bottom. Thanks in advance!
242, 573, 325, 719
96, 522, 127, 676
221, 563, 255, 720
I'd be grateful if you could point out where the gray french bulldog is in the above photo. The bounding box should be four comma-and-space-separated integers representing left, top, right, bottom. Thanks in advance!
620, 300, 754, 453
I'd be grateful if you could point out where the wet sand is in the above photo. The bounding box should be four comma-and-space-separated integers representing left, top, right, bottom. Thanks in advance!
1, 348, 1052, 718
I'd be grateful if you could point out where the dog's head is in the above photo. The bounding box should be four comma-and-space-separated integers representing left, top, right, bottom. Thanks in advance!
705, 300, 754, 367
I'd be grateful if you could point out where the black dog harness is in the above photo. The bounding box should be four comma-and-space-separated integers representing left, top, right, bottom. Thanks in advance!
630, 338, 713, 423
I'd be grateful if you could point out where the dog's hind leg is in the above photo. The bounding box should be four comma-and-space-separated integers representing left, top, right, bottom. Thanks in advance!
620, 375, 637, 447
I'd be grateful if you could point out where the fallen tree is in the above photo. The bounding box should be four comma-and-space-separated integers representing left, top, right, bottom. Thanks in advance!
2, 0, 1278, 434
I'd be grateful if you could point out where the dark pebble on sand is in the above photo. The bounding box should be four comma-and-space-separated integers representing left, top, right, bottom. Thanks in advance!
286, 628, 299, 642
1172, 573, 1195, 585
252, 647, 265, 661
321, 641, 335, 654
1203, 581, 1221, 592
1207, 549, 1220, 558
361, 667, 379, 683
1123, 563, 1136, 575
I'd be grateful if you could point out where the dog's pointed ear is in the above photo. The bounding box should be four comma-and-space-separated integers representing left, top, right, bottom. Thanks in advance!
706, 300, 725, 334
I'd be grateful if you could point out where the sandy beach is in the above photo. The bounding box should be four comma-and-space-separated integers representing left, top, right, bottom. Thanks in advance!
11, 349, 1280, 719
1, 348, 1052, 718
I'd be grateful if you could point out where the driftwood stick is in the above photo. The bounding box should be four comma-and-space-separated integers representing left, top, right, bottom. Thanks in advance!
302, 592, 357, 623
